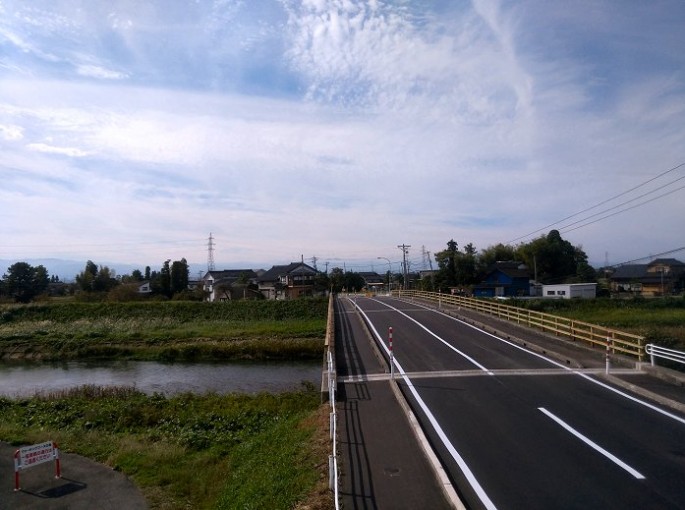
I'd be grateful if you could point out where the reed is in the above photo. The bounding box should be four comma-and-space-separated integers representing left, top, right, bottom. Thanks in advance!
0, 299, 328, 361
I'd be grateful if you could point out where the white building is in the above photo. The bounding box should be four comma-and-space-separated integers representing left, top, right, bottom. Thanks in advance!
542, 283, 597, 299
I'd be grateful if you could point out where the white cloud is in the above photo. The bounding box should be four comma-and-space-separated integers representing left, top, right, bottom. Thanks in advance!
76, 64, 128, 80
26, 142, 89, 157
0, 124, 23, 140
0, 1, 684, 268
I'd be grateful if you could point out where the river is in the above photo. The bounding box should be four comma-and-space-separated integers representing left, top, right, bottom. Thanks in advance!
0, 360, 321, 398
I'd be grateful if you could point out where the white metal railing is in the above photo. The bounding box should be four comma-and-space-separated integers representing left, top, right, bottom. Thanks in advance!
323, 294, 340, 510
327, 349, 339, 509
646, 344, 685, 367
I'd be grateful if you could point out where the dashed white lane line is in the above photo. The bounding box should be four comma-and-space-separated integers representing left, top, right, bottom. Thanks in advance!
538, 407, 646, 480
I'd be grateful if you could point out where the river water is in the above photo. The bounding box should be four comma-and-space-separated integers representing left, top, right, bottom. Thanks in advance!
0, 360, 321, 398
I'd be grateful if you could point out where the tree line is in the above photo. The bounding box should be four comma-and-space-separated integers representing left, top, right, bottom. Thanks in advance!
1, 229, 595, 302
0, 258, 202, 303
429, 229, 595, 292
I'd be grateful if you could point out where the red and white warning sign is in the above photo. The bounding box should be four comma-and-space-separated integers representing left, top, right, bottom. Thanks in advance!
14, 441, 61, 491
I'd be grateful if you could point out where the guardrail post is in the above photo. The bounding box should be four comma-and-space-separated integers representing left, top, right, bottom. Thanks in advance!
605, 337, 611, 374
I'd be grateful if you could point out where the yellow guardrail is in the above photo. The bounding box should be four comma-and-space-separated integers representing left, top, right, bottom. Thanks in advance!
394, 290, 645, 362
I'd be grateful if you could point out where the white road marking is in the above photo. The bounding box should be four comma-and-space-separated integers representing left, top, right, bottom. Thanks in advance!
370, 298, 494, 375
538, 407, 646, 479
397, 297, 685, 426
353, 300, 499, 510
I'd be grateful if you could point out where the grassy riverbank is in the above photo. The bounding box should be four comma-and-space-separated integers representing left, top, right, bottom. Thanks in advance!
0, 299, 328, 360
0, 384, 332, 509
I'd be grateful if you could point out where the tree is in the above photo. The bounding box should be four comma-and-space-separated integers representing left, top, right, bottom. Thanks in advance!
477, 243, 517, 275
329, 268, 345, 292
76, 261, 118, 293
433, 239, 459, 291
517, 230, 595, 284
344, 272, 366, 292
170, 258, 189, 295
3, 262, 50, 303
455, 242, 477, 285
160, 260, 171, 297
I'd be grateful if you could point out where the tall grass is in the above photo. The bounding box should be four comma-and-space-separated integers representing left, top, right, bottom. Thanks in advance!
0, 299, 328, 360
0, 384, 327, 509
509, 297, 685, 349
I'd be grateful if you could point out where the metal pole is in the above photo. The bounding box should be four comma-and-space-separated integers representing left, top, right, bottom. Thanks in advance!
389, 327, 394, 380
605, 337, 610, 375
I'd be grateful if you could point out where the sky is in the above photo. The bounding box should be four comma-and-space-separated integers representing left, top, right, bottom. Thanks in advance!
1, 0, 684, 277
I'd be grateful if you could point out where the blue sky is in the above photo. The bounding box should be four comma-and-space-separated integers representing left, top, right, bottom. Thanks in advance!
1, 0, 684, 275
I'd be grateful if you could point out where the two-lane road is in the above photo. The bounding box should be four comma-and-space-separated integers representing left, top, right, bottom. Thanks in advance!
350, 295, 685, 509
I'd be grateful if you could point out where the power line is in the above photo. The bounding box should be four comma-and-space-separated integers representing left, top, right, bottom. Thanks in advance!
560, 183, 685, 234
507, 161, 685, 244
611, 246, 685, 267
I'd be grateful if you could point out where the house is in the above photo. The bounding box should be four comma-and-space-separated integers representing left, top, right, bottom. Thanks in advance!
610, 258, 685, 296
257, 262, 320, 300
542, 283, 597, 299
203, 269, 259, 302
137, 281, 152, 294
472, 261, 531, 298
359, 272, 385, 292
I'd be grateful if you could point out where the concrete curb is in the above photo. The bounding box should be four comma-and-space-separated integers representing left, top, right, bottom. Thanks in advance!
599, 373, 685, 415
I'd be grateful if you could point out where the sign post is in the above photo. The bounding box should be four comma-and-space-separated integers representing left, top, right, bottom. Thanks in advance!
14, 441, 61, 491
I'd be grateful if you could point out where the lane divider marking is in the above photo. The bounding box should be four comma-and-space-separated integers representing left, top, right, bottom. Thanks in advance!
538, 407, 646, 479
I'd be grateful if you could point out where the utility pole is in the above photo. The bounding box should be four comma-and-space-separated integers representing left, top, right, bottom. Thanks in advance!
397, 244, 411, 289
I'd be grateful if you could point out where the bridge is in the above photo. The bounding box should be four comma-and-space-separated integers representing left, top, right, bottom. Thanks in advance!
327, 293, 685, 509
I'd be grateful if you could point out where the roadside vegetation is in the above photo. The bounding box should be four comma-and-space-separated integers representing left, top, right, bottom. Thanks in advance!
508, 296, 685, 349
0, 299, 328, 360
0, 384, 333, 509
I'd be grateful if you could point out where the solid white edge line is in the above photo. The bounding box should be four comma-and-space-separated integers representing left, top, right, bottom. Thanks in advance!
352, 299, 499, 510
538, 407, 646, 480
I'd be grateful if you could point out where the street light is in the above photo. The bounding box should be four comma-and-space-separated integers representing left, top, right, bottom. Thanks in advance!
377, 257, 392, 293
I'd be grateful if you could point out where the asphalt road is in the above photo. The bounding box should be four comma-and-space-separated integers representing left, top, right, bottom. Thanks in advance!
335, 296, 453, 510
351, 295, 685, 510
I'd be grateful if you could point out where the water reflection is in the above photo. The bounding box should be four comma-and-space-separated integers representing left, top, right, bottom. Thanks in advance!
0, 360, 321, 397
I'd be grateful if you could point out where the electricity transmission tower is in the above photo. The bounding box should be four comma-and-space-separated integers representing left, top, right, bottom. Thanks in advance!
207, 233, 215, 272
397, 244, 411, 289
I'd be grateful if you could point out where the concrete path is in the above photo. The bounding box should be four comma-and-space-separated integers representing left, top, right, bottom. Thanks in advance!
0, 442, 147, 510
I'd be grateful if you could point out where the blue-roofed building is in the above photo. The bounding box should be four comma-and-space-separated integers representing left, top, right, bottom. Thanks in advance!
472, 261, 531, 298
